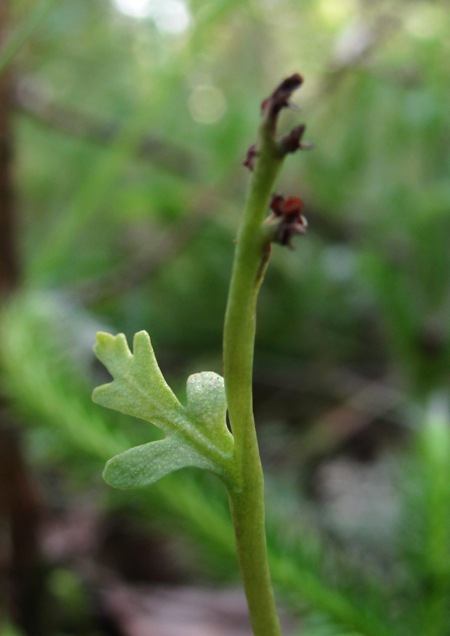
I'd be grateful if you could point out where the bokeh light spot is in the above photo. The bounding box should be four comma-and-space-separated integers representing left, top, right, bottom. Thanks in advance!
188, 85, 227, 124
113, 0, 190, 34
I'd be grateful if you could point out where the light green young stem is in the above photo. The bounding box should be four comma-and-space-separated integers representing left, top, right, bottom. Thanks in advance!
223, 124, 284, 636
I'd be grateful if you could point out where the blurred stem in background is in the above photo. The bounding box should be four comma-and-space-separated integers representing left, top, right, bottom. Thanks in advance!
0, 3, 47, 634
0, 0, 20, 295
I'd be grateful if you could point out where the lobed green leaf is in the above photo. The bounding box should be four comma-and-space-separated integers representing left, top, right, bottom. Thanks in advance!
93, 331, 235, 488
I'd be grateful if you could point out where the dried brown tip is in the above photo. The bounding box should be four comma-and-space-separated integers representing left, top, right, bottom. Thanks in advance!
261, 73, 304, 124
267, 193, 308, 248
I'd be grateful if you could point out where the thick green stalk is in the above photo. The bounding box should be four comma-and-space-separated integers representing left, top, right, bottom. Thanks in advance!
223, 121, 284, 636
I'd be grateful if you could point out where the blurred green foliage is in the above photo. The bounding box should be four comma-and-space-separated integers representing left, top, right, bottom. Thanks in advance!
11, 0, 450, 390
2, 0, 450, 633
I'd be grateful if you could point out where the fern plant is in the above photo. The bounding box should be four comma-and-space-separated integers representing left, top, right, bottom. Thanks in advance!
93, 74, 310, 636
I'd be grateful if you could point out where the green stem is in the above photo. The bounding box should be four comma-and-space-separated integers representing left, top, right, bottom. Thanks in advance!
223, 122, 284, 636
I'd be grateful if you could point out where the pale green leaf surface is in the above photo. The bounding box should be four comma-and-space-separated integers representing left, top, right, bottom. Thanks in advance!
93, 330, 186, 431
93, 331, 234, 488
186, 371, 232, 447
103, 436, 215, 488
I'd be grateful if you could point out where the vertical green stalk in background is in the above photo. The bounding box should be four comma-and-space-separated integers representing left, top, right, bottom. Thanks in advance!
223, 74, 310, 636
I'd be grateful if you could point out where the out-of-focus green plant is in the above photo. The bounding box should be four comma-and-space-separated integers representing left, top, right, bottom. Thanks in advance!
13, 1, 450, 401
0, 622, 24, 636
395, 393, 450, 636
0, 0, 55, 72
